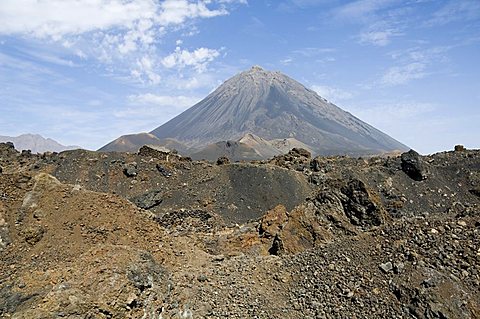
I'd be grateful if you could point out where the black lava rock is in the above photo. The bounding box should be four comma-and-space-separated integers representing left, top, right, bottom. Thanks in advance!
401, 150, 428, 181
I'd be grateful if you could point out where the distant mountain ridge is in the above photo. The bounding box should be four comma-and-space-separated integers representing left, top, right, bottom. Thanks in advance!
102, 66, 408, 158
0, 134, 79, 153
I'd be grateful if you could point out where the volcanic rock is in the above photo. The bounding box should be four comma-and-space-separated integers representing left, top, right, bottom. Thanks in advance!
129, 190, 163, 210
401, 149, 428, 181
1, 143, 479, 318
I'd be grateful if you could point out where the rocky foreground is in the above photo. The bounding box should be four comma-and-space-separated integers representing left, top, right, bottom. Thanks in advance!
0, 143, 479, 318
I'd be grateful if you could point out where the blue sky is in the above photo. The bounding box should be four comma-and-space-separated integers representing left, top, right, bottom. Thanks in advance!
0, 0, 479, 154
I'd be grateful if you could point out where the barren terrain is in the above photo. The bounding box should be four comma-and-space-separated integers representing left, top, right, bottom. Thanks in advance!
1, 142, 479, 318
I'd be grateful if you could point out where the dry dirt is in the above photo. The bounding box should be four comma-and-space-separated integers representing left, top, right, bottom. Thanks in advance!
0, 143, 479, 318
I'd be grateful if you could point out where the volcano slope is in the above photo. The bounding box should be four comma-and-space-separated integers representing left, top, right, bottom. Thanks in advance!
103, 66, 408, 157
0, 142, 479, 318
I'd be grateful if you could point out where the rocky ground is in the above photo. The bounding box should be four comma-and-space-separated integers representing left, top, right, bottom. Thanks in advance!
0, 142, 479, 318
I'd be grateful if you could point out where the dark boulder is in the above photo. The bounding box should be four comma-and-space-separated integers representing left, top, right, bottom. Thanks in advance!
469, 189, 480, 198
129, 190, 163, 210
156, 164, 172, 177
340, 179, 384, 228
0, 142, 18, 157
216, 156, 230, 165
401, 150, 428, 181
290, 148, 311, 159
20, 150, 32, 157
138, 145, 169, 160
310, 157, 321, 172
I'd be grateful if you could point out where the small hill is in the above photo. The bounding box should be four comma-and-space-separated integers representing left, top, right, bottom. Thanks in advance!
238, 133, 283, 158
98, 133, 189, 154
270, 137, 313, 155
0, 134, 79, 153
190, 140, 264, 161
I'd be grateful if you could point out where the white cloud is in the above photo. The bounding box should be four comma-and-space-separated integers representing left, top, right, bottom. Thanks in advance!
0, 0, 155, 39
381, 62, 426, 86
311, 85, 353, 103
128, 93, 200, 108
359, 29, 400, 46
0, 0, 228, 38
157, 0, 228, 26
0, 0, 239, 84
131, 56, 161, 84
161, 46, 220, 72
280, 58, 293, 65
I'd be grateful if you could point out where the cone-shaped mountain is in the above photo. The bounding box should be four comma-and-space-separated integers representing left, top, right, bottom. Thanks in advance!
150, 66, 407, 155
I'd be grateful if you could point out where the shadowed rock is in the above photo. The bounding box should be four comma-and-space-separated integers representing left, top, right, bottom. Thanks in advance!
401, 150, 428, 181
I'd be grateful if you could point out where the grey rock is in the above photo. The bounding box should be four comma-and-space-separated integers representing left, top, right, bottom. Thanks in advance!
379, 262, 393, 273
394, 262, 405, 274
123, 162, 137, 177
0, 285, 35, 314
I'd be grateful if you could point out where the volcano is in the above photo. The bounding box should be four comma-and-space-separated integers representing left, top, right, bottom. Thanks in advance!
102, 66, 408, 156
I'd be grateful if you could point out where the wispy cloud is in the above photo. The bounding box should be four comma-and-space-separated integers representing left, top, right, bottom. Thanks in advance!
381, 62, 426, 86
425, 0, 480, 27
325, 0, 409, 49
292, 47, 335, 57
358, 28, 402, 46
377, 45, 454, 86
311, 85, 353, 103
332, 0, 398, 21
280, 58, 293, 65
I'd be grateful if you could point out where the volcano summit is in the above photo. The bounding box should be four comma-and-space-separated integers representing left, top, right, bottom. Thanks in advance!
102, 66, 408, 157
